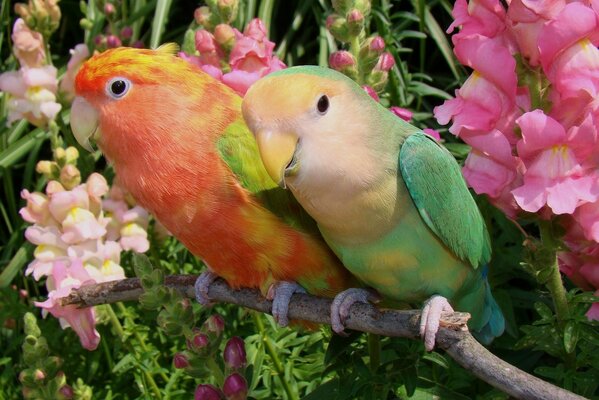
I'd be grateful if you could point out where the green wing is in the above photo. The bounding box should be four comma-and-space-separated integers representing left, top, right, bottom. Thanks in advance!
217, 117, 319, 234
399, 132, 491, 268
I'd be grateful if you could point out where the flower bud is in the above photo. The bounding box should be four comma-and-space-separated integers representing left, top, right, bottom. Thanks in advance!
36, 160, 59, 179
195, 30, 219, 54
33, 369, 45, 381
195, 6, 213, 29
223, 373, 248, 400
346, 9, 364, 36
104, 2, 115, 15
132, 40, 144, 48
326, 14, 351, 43
195, 384, 223, 400
45, 180, 65, 195
423, 128, 441, 141
366, 70, 388, 92
214, 24, 236, 51
204, 314, 225, 337
216, 0, 239, 24
354, 0, 372, 16
390, 106, 413, 122
359, 36, 385, 72
120, 26, 133, 40
106, 35, 122, 48
329, 51, 358, 80
363, 85, 379, 102
60, 164, 82, 189
332, 0, 352, 14
173, 352, 190, 369
187, 331, 210, 352
64, 146, 79, 164
223, 337, 246, 371
374, 52, 395, 72
14, 3, 31, 20
80, 18, 93, 30
58, 385, 74, 400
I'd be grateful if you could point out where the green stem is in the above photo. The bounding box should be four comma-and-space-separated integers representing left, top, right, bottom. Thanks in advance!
108, 304, 165, 398
350, 35, 362, 83
206, 357, 225, 386
367, 333, 381, 373
538, 222, 570, 327
252, 313, 299, 400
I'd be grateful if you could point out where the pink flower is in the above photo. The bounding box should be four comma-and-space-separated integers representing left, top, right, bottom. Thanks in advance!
0, 66, 61, 126
363, 85, 380, 101
447, 0, 509, 41
329, 51, 357, 70
195, 30, 223, 67
60, 44, 90, 101
24, 225, 67, 280
511, 110, 599, 214
587, 293, 599, 321
20, 189, 51, 225
506, 0, 566, 66
11, 19, 45, 68
223, 18, 286, 95
34, 260, 100, 350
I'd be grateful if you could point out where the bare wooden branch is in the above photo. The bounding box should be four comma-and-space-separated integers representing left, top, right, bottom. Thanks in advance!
60, 276, 587, 400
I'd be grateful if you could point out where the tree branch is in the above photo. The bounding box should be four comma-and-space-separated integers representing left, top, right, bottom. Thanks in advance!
60, 276, 586, 400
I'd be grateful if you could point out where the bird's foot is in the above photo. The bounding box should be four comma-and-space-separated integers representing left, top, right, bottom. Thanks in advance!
331, 288, 380, 335
420, 295, 454, 351
266, 281, 306, 327
194, 270, 218, 306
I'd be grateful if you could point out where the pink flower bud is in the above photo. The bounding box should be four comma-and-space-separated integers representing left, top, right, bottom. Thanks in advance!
369, 36, 385, 52
34, 369, 46, 381
223, 337, 246, 370
347, 9, 364, 23
187, 332, 209, 352
223, 373, 248, 400
363, 85, 380, 102
195, 30, 218, 54
104, 3, 115, 15
106, 35, 122, 48
195, 384, 223, 400
58, 385, 74, 399
375, 52, 395, 72
173, 353, 190, 369
204, 314, 225, 337
329, 50, 356, 70
132, 40, 144, 48
390, 106, 413, 122
194, 6, 211, 26
60, 164, 82, 190
326, 14, 337, 30
94, 35, 105, 46
120, 26, 133, 40
214, 24, 236, 47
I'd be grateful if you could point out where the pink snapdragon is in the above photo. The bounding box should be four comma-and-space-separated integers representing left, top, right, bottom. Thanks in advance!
0, 65, 61, 127
11, 18, 45, 68
21, 149, 150, 348
182, 18, 285, 96
436, 0, 599, 318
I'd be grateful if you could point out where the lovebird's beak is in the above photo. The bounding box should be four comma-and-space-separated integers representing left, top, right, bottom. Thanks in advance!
70, 96, 100, 152
254, 130, 299, 188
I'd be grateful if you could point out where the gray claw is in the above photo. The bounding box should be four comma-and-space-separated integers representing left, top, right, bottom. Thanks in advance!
331, 288, 378, 334
268, 281, 306, 327
194, 271, 218, 306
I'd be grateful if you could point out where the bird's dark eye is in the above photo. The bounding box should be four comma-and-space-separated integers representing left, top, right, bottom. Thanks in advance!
317, 95, 329, 114
106, 77, 131, 99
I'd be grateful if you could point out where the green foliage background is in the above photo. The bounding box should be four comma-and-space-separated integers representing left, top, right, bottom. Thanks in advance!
1, 1, 598, 399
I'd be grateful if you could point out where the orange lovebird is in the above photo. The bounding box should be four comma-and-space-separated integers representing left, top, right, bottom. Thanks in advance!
69, 45, 356, 325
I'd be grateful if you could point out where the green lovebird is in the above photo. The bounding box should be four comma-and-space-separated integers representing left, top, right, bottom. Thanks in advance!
242, 66, 505, 350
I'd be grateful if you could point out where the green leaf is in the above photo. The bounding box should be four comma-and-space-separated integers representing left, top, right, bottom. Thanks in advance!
422, 352, 450, 369
563, 321, 579, 354
534, 301, 553, 321
0, 246, 28, 288
150, 0, 173, 49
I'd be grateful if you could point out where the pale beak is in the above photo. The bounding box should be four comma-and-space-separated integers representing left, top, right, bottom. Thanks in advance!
70, 96, 100, 152
254, 130, 299, 188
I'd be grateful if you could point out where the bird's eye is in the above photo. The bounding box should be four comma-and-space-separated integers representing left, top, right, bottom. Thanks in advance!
317, 95, 329, 114
106, 77, 131, 99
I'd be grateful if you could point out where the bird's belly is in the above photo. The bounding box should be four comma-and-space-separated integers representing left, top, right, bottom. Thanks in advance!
324, 213, 473, 304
